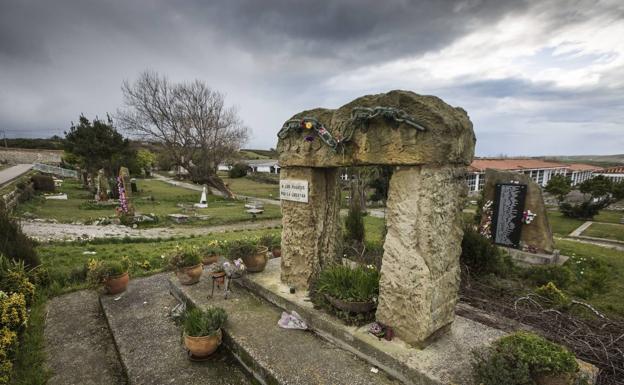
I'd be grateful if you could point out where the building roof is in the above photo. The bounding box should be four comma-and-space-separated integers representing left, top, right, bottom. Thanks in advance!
468, 158, 568, 172
598, 166, 624, 174
566, 163, 602, 172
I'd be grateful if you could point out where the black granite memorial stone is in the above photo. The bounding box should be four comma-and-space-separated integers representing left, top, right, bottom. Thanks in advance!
491, 183, 527, 248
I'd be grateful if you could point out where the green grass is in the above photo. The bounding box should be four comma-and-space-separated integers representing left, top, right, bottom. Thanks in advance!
546, 211, 585, 236
38, 228, 281, 295
363, 215, 385, 244
556, 239, 624, 317
221, 176, 279, 199
582, 222, 624, 242
593, 210, 624, 224
15, 178, 281, 226
8, 295, 49, 385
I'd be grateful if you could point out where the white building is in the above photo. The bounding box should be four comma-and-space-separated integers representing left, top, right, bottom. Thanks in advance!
565, 163, 601, 186
466, 158, 570, 194
595, 166, 624, 184
218, 159, 280, 174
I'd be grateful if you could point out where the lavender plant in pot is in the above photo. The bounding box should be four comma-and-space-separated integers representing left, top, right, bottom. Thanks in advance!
169, 246, 203, 285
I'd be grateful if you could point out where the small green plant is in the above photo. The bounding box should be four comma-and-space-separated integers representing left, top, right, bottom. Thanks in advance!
183, 307, 227, 337
522, 264, 573, 289
201, 240, 222, 256
86, 257, 130, 285
168, 246, 202, 269
227, 240, 256, 260
534, 282, 571, 308
344, 205, 365, 245
257, 234, 279, 250
472, 331, 578, 385
316, 264, 380, 303
461, 226, 513, 276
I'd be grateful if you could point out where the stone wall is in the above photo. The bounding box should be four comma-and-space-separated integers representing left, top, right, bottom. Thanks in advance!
0, 148, 63, 165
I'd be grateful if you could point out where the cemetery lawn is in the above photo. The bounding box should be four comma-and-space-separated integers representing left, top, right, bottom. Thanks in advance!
593, 210, 624, 224
220, 176, 279, 199
555, 239, 624, 317
16, 178, 281, 226
37, 228, 281, 295
546, 211, 585, 236
582, 222, 624, 242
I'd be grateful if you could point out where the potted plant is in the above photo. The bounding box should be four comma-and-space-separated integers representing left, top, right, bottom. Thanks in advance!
86, 257, 131, 294
228, 240, 268, 273
169, 246, 203, 285
183, 306, 227, 359
206, 262, 227, 285
201, 240, 221, 266
316, 264, 380, 313
258, 234, 281, 258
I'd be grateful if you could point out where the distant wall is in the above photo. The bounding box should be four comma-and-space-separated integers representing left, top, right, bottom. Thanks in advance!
0, 147, 63, 165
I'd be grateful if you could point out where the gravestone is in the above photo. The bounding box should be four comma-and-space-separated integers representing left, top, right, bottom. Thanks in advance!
479, 169, 554, 254
277, 90, 475, 347
96, 169, 108, 201
194, 186, 208, 209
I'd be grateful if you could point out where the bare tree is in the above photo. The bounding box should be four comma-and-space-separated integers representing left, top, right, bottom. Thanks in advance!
117, 71, 248, 197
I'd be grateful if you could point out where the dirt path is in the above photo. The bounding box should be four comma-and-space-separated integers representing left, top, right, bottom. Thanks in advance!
45, 290, 126, 385
22, 218, 282, 242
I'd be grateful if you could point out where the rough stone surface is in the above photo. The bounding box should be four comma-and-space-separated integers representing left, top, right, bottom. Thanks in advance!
277, 90, 475, 167
376, 165, 467, 346
45, 290, 127, 385
100, 274, 252, 385
237, 258, 506, 385
280, 167, 341, 289
169, 271, 401, 385
480, 169, 555, 253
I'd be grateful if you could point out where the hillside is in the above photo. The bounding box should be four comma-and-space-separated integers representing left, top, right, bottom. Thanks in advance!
544, 154, 624, 168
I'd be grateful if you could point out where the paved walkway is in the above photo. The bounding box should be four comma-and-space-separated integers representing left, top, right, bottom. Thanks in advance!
22, 218, 282, 242
568, 221, 593, 237
0, 163, 32, 187
100, 274, 252, 385
45, 291, 126, 385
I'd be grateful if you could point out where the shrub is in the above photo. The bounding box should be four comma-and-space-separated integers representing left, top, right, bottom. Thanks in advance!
15, 181, 35, 203
168, 247, 202, 269
472, 332, 579, 385
316, 264, 380, 303
30, 174, 55, 192
0, 210, 39, 267
228, 163, 249, 178
559, 201, 604, 220
183, 307, 227, 337
461, 227, 513, 276
226, 239, 257, 260
534, 282, 570, 308
0, 256, 36, 306
0, 292, 28, 330
344, 205, 365, 245
522, 265, 573, 289
0, 326, 18, 384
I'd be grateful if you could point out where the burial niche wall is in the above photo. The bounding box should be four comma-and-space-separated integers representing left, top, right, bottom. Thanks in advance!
277, 90, 475, 347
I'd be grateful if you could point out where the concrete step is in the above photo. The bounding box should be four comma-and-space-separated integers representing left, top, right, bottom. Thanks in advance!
99, 274, 253, 385
168, 272, 401, 385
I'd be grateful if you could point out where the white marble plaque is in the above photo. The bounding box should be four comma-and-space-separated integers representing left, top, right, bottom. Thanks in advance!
280, 179, 309, 203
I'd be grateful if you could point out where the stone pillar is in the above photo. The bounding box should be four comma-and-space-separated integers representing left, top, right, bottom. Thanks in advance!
376, 165, 466, 347
280, 167, 341, 290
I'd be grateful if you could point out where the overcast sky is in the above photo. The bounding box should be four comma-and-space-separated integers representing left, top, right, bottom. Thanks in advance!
1, 0, 623, 156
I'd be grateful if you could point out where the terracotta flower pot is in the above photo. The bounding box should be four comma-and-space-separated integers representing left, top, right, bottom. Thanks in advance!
242, 246, 269, 272
104, 272, 129, 294
202, 254, 219, 266
325, 294, 376, 313
535, 373, 574, 385
184, 329, 222, 358
212, 271, 226, 285
271, 247, 281, 259
176, 264, 203, 285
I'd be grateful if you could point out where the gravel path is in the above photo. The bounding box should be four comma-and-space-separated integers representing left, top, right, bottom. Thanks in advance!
22, 218, 282, 242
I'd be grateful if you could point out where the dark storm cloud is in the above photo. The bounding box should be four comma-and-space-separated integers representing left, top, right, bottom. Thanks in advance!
0, 0, 621, 155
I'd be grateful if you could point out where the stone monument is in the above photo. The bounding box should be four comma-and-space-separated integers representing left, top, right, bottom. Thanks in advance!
479, 169, 557, 259
276, 90, 475, 347
194, 186, 209, 209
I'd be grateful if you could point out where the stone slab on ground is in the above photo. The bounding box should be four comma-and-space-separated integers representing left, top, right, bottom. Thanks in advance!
100, 274, 252, 385
237, 258, 506, 385
45, 290, 127, 385
169, 273, 401, 385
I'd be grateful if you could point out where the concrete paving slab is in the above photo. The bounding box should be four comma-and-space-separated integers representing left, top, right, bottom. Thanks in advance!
100, 274, 252, 385
169, 272, 401, 385
45, 290, 127, 385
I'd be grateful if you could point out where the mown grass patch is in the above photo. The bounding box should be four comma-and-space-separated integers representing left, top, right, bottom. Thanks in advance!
582, 222, 624, 242
546, 211, 584, 236
220, 176, 279, 199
